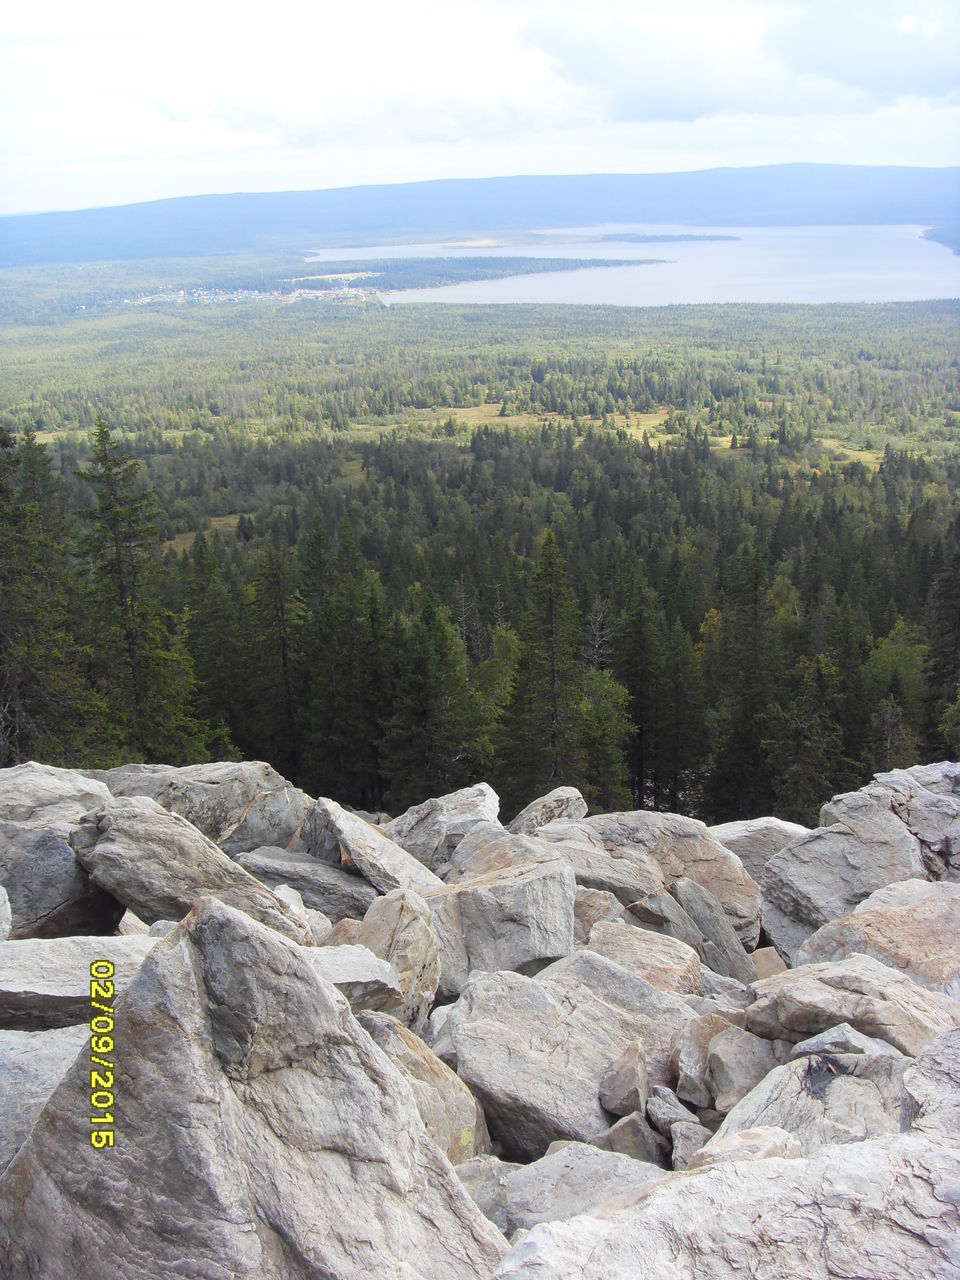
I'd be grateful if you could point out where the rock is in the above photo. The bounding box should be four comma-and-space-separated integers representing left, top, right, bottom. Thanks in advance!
789, 1022, 905, 1060
710, 1052, 907, 1155
745, 954, 960, 1056
384, 783, 500, 871
500, 1143, 665, 1235
235, 846, 378, 922
751, 945, 787, 978
116, 908, 150, 935
321, 917, 364, 946
599, 1041, 650, 1117
507, 787, 588, 836
0, 886, 10, 942
590, 1111, 669, 1166
0, 934, 156, 1029
356, 889, 440, 1033
698, 969, 750, 1007
457, 1155, 522, 1233
0, 898, 506, 1279
900, 1028, 960, 1147
70, 796, 312, 945
440, 952, 693, 1160
490, 1135, 960, 1279
425, 861, 575, 999
761, 788, 927, 963
708, 816, 810, 883
673, 1012, 731, 1108
303, 944, 403, 1013
671, 877, 757, 982
645, 1085, 698, 1134
587, 920, 701, 994
101, 760, 311, 854
267, 882, 314, 936
539, 810, 761, 947
625, 891, 705, 956
0, 822, 123, 940
356, 1011, 491, 1164
687, 1125, 804, 1169
0, 762, 112, 828
795, 879, 960, 997
303, 797, 443, 895
148, 920, 177, 937
669, 1119, 711, 1169
573, 887, 624, 943
0, 1025, 88, 1172
707, 1025, 788, 1113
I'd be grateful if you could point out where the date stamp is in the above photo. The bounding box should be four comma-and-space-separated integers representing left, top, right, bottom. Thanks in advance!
89, 960, 115, 1149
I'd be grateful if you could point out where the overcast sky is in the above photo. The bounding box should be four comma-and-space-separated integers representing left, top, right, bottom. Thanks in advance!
2, 0, 958, 215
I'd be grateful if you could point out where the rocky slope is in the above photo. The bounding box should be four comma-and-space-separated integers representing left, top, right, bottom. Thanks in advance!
0, 760, 958, 1278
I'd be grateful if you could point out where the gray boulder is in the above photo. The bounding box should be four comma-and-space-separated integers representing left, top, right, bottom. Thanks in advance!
303, 944, 403, 1013
587, 920, 702, 994
0, 762, 112, 828
573, 887, 625, 942
669, 1119, 712, 1169
900, 1027, 960, 1147
302, 797, 443, 895
0, 933, 156, 1029
745, 954, 960, 1056
70, 796, 312, 944
0, 898, 506, 1279
673, 1011, 732, 1108
0, 1025, 88, 1172
235, 846, 378, 922
687, 1125, 804, 1169
590, 1111, 669, 1165
789, 1021, 904, 1059
671, 877, 757, 982
707, 1024, 789, 1113
0, 822, 123, 940
456, 1155, 523, 1233
507, 787, 588, 836
599, 1040, 650, 1116
355, 889, 440, 1033
384, 783, 500, 871
708, 816, 810, 883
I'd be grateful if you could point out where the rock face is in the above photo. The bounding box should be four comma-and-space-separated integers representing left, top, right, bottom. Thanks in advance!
745, 954, 960, 1056
425, 861, 575, 999
708, 816, 810, 883
69, 796, 312, 944
384, 784, 500, 871
687, 1125, 804, 1169
507, 787, 588, 836
0, 1025, 88, 1172
355, 890, 440, 1033
538, 811, 761, 946
0, 934, 156, 1029
101, 760, 311, 854
356, 1012, 491, 1164
491, 1136, 960, 1279
711, 1053, 907, 1154
302, 797, 443, 895
795, 880, 960, 997
586, 920, 702, 995
0, 898, 506, 1280
759, 766, 958, 963
235, 847, 378, 922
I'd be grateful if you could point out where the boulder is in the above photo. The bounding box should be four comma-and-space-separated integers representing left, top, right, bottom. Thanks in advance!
673, 1012, 731, 1109
789, 1022, 904, 1059
900, 1027, 960, 1147
751, 946, 787, 978
671, 877, 757, 983
687, 1125, 804, 1169
235, 846, 378, 922
101, 760, 311, 855
599, 1040, 650, 1117
625, 891, 706, 956
356, 1011, 491, 1164
440, 952, 694, 1160
70, 796, 312, 945
587, 920, 702, 994
710, 1052, 907, 1155
590, 1111, 669, 1166
708, 816, 810, 883
507, 787, 588, 836
456, 1155, 522, 1233
321, 918, 364, 946
745, 954, 960, 1056
707, 1025, 788, 1113
500, 1143, 665, 1235
0, 822, 123, 940
795, 879, 960, 997
0, 934, 156, 1029
0, 762, 112, 829
0, 1025, 88, 1172
356, 889, 440, 1033
645, 1085, 698, 1134
0, 886, 9, 942
425, 861, 575, 999
303, 944, 403, 1014
490, 1136, 960, 1279
384, 783, 500, 871
302, 797, 443, 896
761, 789, 927, 963
669, 1120, 711, 1169
573, 887, 624, 943
0, 898, 506, 1279
539, 810, 761, 947
117, 908, 150, 935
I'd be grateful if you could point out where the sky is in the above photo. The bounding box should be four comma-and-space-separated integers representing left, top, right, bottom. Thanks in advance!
2, 0, 959, 215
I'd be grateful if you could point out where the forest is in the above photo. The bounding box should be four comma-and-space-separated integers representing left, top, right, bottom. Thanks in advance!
1, 295, 959, 826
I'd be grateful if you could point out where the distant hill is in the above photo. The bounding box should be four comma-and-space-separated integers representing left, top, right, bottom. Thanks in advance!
1, 164, 958, 267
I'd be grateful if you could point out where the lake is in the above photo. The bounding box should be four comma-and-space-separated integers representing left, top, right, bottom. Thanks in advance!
309, 224, 959, 305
